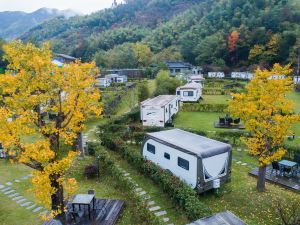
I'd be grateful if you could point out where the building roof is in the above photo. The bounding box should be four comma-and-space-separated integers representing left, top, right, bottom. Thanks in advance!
54, 53, 76, 61
178, 82, 202, 90
105, 74, 127, 78
188, 75, 205, 80
141, 95, 177, 107
166, 61, 193, 69
146, 129, 231, 158
187, 211, 247, 225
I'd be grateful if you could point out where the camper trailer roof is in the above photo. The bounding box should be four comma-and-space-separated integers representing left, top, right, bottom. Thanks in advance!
141, 95, 177, 107
178, 82, 202, 90
146, 129, 231, 158
187, 211, 246, 225
188, 75, 205, 80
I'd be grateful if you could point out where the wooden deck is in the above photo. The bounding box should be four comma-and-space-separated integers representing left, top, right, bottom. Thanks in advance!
249, 166, 300, 191
43, 199, 124, 225
214, 122, 245, 129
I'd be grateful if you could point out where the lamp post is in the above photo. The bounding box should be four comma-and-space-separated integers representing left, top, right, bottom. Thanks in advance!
96, 154, 101, 180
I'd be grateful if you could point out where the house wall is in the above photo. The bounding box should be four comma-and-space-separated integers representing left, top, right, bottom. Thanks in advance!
294, 76, 300, 84
142, 138, 198, 188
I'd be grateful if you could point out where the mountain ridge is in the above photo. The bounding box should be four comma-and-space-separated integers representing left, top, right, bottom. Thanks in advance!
0, 8, 80, 40
18, 0, 300, 69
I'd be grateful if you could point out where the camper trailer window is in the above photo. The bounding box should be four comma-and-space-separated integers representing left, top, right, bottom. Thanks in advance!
183, 91, 194, 97
164, 152, 170, 160
147, 143, 155, 154
178, 157, 189, 170
177, 91, 180, 96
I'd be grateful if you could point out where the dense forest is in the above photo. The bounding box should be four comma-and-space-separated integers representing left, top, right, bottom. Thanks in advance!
17, 0, 300, 71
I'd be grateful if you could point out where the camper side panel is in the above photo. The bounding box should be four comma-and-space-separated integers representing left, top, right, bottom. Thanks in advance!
143, 139, 198, 188
141, 106, 165, 127
164, 99, 179, 123
177, 88, 201, 102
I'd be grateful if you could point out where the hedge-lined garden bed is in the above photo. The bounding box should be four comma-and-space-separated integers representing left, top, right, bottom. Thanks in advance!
96, 147, 163, 225
182, 103, 228, 112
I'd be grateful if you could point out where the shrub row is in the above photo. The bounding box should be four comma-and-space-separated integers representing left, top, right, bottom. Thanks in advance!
100, 137, 212, 220
97, 147, 163, 225
182, 103, 228, 112
203, 88, 230, 95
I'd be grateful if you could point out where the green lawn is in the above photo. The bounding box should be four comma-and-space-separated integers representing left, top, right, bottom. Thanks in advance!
0, 156, 144, 225
66, 156, 142, 225
0, 160, 40, 225
174, 112, 228, 132
200, 95, 231, 104
201, 162, 300, 225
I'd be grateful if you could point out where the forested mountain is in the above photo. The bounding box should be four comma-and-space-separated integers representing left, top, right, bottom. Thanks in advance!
0, 8, 79, 40
20, 0, 300, 70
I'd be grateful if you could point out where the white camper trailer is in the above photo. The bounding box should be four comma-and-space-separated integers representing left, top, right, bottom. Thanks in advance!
208, 72, 225, 78
142, 129, 232, 192
187, 75, 205, 84
231, 72, 253, 80
140, 95, 179, 127
176, 82, 202, 102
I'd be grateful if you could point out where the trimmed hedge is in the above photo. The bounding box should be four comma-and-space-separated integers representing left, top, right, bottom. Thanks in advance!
97, 148, 163, 225
203, 88, 230, 95
100, 137, 212, 220
182, 103, 228, 112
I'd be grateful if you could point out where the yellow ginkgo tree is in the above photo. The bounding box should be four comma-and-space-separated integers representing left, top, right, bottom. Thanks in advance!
0, 41, 102, 216
229, 64, 300, 192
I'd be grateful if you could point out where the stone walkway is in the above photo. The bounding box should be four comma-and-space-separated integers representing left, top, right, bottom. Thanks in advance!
115, 165, 173, 225
0, 173, 48, 217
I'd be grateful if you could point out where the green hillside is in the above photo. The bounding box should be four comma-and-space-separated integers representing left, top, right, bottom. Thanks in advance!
20, 0, 300, 69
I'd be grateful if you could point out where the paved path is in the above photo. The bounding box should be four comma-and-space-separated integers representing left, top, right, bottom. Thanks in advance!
115, 163, 171, 224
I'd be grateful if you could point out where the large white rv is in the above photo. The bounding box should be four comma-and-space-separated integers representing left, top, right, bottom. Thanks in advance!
176, 82, 202, 102
142, 129, 232, 192
140, 95, 179, 127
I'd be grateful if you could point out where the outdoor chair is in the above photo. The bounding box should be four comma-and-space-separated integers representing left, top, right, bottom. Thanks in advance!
233, 118, 240, 124
225, 117, 233, 125
294, 154, 300, 166
271, 161, 281, 175
219, 118, 225, 125
282, 167, 294, 177
69, 208, 84, 222
88, 189, 95, 195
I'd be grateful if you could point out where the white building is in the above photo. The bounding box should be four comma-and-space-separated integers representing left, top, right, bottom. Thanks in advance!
176, 82, 202, 102
140, 95, 179, 127
105, 74, 128, 83
142, 129, 232, 192
0, 143, 6, 158
96, 77, 111, 87
294, 76, 300, 84
208, 72, 225, 78
231, 72, 253, 80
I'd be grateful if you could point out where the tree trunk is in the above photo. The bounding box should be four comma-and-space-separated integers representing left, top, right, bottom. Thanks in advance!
50, 175, 64, 213
257, 165, 267, 192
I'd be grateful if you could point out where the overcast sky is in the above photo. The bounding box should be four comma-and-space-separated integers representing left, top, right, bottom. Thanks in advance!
0, 0, 123, 14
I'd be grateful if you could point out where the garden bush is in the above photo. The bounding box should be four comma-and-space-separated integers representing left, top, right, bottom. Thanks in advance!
86, 142, 98, 156
84, 164, 99, 179
182, 103, 227, 112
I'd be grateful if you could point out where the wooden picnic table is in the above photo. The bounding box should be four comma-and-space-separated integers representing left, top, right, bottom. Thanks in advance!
72, 194, 95, 219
